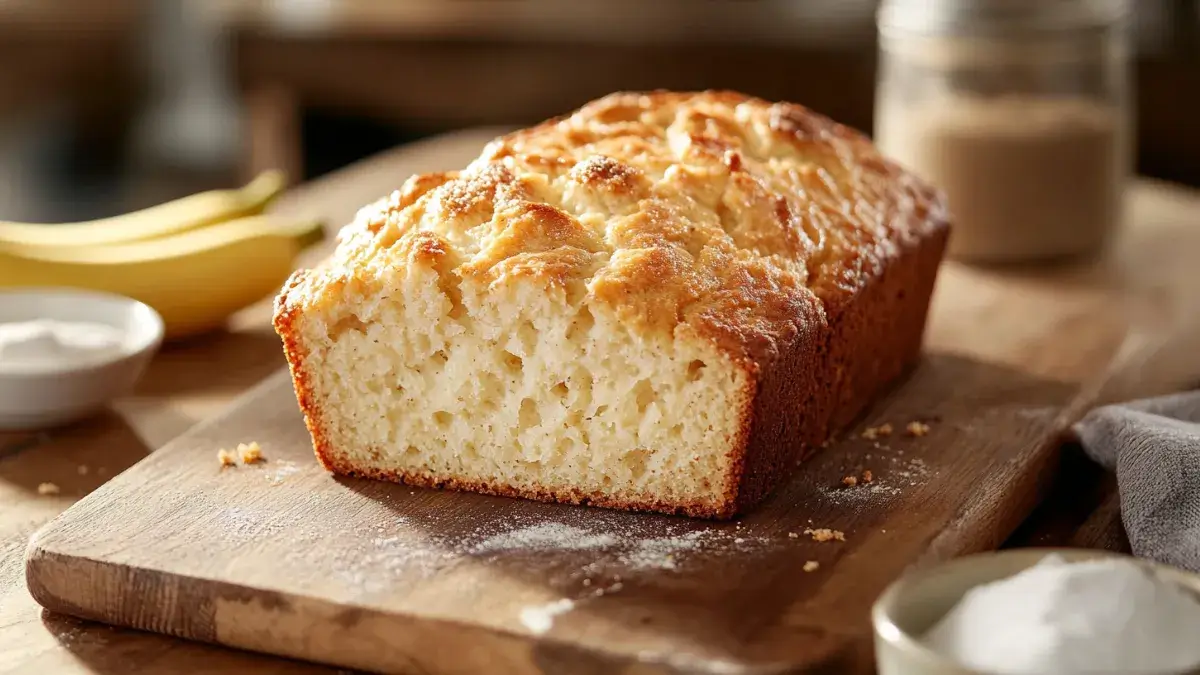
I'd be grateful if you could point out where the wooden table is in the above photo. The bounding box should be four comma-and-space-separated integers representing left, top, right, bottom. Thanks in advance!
3, 128, 1200, 673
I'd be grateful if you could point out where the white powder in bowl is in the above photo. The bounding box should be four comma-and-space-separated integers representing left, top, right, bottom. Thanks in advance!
924, 555, 1200, 674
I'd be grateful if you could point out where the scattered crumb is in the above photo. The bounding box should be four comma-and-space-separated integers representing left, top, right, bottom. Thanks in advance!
582, 578, 592, 587
861, 470, 874, 484
842, 475, 858, 488
804, 528, 845, 543
788, 532, 799, 539
76, 465, 89, 476
803, 560, 820, 572
37, 482, 60, 496
861, 423, 893, 440
905, 421, 931, 437
238, 442, 264, 464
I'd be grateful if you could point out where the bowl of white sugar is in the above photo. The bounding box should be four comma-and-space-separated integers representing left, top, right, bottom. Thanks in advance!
873, 549, 1200, 675
0, 288, 163, 430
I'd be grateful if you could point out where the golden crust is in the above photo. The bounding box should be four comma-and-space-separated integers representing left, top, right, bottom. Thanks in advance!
274, 90, 951, 519
279, 90, 948, 371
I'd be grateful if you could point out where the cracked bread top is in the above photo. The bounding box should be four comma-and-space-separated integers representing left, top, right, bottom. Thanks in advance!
276, 90, 950, 371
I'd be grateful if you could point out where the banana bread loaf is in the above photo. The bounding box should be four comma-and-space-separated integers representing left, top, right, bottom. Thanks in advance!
273, 91, 950, 519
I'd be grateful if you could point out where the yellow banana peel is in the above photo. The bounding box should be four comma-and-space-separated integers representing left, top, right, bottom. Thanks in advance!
0, 214, 326, 339
0, 170, 287, 248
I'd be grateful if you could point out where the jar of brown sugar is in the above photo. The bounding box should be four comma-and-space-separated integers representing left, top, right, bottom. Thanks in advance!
875, 0, 1134, 263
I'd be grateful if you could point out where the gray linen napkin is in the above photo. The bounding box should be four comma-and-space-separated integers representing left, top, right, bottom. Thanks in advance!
1074, 390, 1200, 572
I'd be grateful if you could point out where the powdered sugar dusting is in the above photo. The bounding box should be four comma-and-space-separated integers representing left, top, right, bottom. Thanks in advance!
265, 460, 302, 484
819, 453, 932, 507
471, 522, 618, 554
618, 530, 712, 571
520, 598, 575, 634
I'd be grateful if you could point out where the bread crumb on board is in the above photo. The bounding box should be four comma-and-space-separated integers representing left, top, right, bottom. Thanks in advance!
861, 423, 893, 440
842, 475, 858, 488
238, 442, 264, 463
37, 482, 60, 496
76, 465, 89, 476
219, 442, 265, 467
788, 532, 800, 539
905, 421, 931, 437
804, 528, 845, 543
803, 560, 820, 572
862, 469, 874, 484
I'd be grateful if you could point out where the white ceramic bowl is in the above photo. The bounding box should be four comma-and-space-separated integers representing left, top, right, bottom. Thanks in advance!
872, 548, 1200, 675
0, 288, 163, 430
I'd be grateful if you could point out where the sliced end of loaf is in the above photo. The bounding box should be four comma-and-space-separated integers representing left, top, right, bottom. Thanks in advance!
277, 258, 755, 518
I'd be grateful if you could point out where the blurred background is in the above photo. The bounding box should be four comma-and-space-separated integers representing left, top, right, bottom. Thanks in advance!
0, 0, 1194, 223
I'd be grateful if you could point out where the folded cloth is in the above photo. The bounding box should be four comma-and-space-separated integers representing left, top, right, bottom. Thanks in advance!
1075, 390, 1200, 572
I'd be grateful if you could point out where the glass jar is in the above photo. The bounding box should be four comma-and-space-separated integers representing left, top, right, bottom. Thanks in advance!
875, 0, 1134, 264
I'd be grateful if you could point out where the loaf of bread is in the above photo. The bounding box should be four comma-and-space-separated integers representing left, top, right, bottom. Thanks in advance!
274, 91, 950, 519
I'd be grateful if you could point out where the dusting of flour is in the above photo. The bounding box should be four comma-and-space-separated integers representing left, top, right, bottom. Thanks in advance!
520, 598, 576, 634
471, 523, 618, 554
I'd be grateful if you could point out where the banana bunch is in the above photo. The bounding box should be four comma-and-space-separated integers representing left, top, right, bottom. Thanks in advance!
0, 171, 327, 339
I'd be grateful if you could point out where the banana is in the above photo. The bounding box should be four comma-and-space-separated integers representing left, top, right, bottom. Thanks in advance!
0, 170, 287, 248
0, 215, 326, 339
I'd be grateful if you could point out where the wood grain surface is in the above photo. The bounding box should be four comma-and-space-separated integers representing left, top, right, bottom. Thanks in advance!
27, 356, 1073, 674
4, 128, 1200, 674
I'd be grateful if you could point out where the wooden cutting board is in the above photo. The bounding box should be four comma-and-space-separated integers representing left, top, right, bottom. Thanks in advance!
22, 253, 1154, 674
26, 156, 1200, 673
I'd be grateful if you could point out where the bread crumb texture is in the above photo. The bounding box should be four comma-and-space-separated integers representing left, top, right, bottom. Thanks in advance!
238, 442, 264, 464
36, 482, 60, 496
804, 528, 845, 543
906, 421, 931, 437
861, 422, 893, 440
275, 90, 948, 518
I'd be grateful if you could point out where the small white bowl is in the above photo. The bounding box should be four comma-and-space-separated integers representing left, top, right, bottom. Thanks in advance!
0, 288, 163, 430
872, 548, 1200, 675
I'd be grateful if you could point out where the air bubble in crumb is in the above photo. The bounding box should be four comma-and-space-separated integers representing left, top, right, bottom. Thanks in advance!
37, 482, 60, 496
